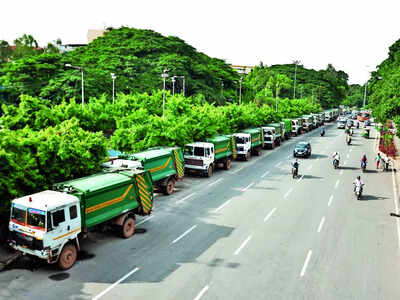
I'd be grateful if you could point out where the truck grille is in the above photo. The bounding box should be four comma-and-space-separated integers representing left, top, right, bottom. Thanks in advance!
10, 231, 43, 250
237, 146, 244, 151
265, 137, 272, 141
184, 158, 203, 166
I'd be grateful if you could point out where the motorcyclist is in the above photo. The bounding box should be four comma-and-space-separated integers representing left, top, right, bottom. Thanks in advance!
353, 175, 364, 192
361, 154, 367, 169
332, 152, 340, 166
291, 159, 299, 176
321, 126, 326, 136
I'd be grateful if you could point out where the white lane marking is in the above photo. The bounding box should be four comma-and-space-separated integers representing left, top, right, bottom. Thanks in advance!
208, 178, 223, 187
391, 168, 400, 250
275, 161, 282, 167
264, 207, 277, 222
346, 154, 350, 159
176, 193, 196, 204
234, 235, 252, 255
93, 267, 140, 300
172, 225, 197, 244
136, 215, 154, 226
300, 250, 313, 277
349, 148, 353, 153
334, 180, 340, 189
284, 188, 293, 198
287, 155, 291, 159
261, 170, 270, 178
193, 285, 209, 300
307, 165, 313, 170
328, 195, 333, 206
232, 166, 244, 174
241, 182, 254, 192
316, 157, 320, 161
317, 216, 326, 233
339, 169, 344, 175
343, 160, 347, 166
214, 200, 232, 213
297, 175, 304, 182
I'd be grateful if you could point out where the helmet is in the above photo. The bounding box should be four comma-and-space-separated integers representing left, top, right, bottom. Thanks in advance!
357, 176, 361, 180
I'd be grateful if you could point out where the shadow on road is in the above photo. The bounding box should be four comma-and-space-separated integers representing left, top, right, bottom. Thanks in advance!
309, 154, 328, 159
361, 194, 388, 201
339, 166, 360, 170
302, 174, 324, 179
363, 169, 379, 174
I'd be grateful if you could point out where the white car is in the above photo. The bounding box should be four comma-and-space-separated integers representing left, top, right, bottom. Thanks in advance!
337, 121, 346, 129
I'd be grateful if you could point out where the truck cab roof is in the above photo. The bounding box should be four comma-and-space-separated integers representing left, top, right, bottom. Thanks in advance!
185, 142, 214, 148
12, 190, 78, 211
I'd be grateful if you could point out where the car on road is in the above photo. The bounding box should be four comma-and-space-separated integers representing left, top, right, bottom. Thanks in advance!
337, 120, 346, 129
293, 142, 312, 158
365, 119, 371, 126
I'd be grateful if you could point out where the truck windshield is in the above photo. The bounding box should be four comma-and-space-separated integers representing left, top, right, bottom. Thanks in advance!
27, 208, 46, 230
184, 146, 193, 156
194, 147, 205, 156
11, 205, 26, 225
235, 137, 245, 144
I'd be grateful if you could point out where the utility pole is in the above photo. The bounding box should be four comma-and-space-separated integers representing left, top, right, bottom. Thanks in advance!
161, 69, 169, 119
65, 64, 84, 106
239, 76, 243, 105
172, 76, 176, 95
363, 82, 368, 109
111, 73, 116, 104
292, 60, 301, 99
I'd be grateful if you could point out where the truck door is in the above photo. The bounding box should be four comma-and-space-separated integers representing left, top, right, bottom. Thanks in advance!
49, 208, 70, 246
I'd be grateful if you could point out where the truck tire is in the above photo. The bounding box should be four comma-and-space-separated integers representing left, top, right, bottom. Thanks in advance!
206, 165, 213, 177
121, 216, 135, 238
245, 151, 250, 161
256, 148, 261, 156
58, 244, 77, 270
224, 159, 232, 170
164, 178, 175, 195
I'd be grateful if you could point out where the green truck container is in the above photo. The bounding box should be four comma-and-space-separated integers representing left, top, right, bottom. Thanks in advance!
282, 119, 292, 139
206, 134, 237, 169
301, 115, 313, 132
127, 147, 185, 195
9, 169, 153, 270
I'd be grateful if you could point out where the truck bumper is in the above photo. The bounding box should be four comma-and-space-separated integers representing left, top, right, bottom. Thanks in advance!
9, 242, 49, 260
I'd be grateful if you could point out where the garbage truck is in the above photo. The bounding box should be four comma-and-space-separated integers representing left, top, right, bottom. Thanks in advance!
291, 118, 302, 136
262, 126, 277, 149
8, 169, 154, 270
282, 119, 292, 140
266, 123, 282, 145
184, 135, 236, 177
103, 147, 184, 195
234, 128, 263, 160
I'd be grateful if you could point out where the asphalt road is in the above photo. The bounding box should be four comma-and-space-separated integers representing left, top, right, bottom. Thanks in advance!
1, 123, 400, 300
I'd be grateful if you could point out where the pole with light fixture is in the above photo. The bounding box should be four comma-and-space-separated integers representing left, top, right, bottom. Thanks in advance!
161, 69, 169, 118
65, 63, 84, 106
111, 73, 117, 104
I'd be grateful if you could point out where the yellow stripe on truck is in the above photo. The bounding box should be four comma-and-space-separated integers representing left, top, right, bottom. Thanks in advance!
53, 227, 81, 240
150, 157, 172, 173
85, 184, 133, 214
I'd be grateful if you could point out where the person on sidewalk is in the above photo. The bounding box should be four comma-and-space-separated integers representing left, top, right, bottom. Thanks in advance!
375, 152, 382, 169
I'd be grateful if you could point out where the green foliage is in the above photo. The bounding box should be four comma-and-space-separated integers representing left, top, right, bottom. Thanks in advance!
243, 64, 348, 108
0, 27, 239, 105
342, 84, 364, 108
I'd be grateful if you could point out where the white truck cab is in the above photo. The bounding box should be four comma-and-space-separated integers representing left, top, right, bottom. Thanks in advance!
184, 142, 215, 177
291, 119, 300, 135
233, 133, 252, 160
312, 115, 319, 128
262, 126, 276, 149
8, 191, 81, 266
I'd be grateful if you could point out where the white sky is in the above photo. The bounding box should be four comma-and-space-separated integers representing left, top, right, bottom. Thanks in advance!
1, 0, 400, 84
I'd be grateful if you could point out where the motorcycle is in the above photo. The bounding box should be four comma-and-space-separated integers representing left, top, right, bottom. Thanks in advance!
292, 166, 299, 178
354, 183, 364, 200
361, 161, 367, 172
382, 158, 391, 172
320, 130, 325, 137
333, 159, 339, 169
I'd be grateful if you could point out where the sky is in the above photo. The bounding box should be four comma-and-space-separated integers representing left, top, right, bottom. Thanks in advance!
1, 0, 400, 84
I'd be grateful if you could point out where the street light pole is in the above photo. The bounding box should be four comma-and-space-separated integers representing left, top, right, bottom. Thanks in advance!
180, 76, 185, 96
363, 81, 368, 109
239, 76, 243, 105
172, 76, 176, 95
65, 63, 84, 106
293, 60, 301, 99
111, 73, 117, 104
161, 69, 169, 119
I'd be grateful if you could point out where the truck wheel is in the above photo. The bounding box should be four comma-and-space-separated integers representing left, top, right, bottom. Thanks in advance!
164, 178, 175, 195
207, 166, 213, 177
58, 244, 77, 270
121, 216, 135, 238
225, 159, 232, 170
245, 152, 250, 161
256, 149, 261, 156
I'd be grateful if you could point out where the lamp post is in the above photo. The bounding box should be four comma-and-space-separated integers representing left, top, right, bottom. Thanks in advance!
171, 76, 177, 95
179, 76, 185, 96
239, 76, 243, 105
65, 63, 84, 106
292, 60, 301, 99
363, 65, 370, 109
161, 69, 169, 118
111, 73, 117, 104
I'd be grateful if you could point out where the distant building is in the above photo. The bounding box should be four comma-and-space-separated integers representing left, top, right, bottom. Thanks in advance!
56, 44, 87, 53
87, 29, 106, 43
230, 64, 254, 75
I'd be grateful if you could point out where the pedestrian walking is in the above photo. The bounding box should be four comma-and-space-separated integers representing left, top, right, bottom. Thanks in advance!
375, 152, 382, 169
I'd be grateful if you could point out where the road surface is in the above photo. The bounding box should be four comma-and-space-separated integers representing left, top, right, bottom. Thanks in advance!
1, 123, 400, 300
